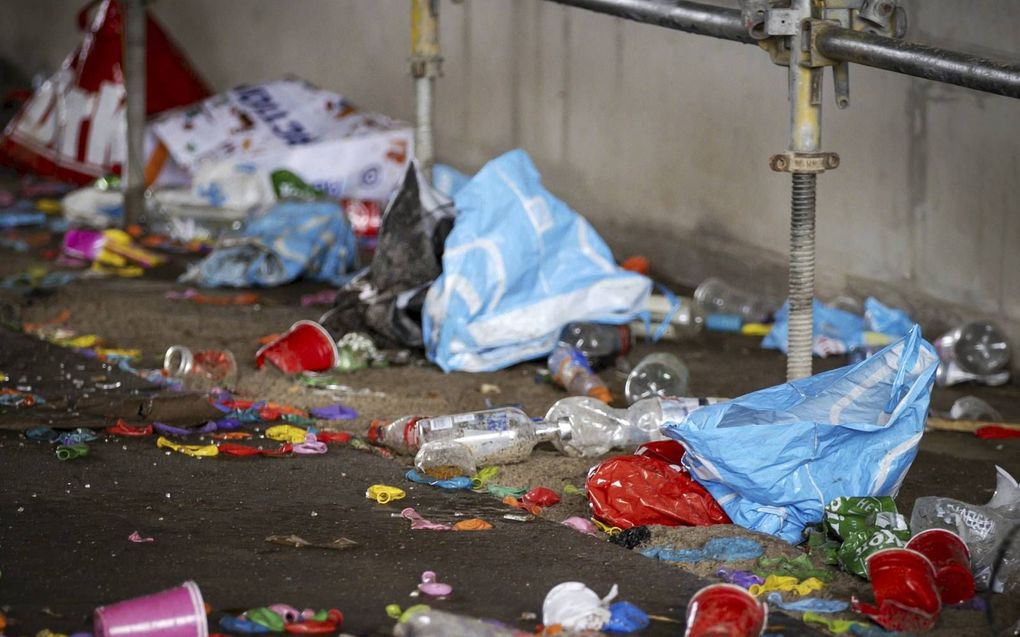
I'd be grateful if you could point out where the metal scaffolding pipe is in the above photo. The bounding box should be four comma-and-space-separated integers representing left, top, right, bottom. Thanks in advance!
815, 25, 1020, 100
122, 0, 146, 228
544, 0, 755, 44
545, 0, 1020, 100
783, 0, 821, 380
411, 0, 441, 181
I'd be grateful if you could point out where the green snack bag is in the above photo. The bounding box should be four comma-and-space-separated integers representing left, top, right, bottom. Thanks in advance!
824, 496, 910, 578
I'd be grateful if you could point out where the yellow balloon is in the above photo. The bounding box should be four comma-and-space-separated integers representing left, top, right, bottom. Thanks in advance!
265, 425, 309, 443
366, 484, 406, 504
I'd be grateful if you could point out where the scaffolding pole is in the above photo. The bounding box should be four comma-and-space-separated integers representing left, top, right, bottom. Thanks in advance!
545, 0, 1020, 380
545, 0, 1020, 98
122, 0, 146, 228
412, 0, 441, 181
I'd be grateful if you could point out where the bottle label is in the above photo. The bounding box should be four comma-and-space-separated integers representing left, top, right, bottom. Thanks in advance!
552, 347, 592, 384
427, 416, 454, 431
482, 412, 510, 431
403, 416, 425, 448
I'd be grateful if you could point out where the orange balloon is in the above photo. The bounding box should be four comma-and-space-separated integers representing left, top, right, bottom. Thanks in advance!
453, 518, 493, 531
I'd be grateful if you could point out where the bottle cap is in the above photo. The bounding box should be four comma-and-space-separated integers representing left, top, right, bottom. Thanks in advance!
367, 420, 385, 444
589, 386, 612, 404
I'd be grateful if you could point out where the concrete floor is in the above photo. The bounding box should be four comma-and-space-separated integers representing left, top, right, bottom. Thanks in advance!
1, 231, 1019, 636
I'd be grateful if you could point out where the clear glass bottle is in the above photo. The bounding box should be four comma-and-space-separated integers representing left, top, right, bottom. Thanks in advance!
414, 416, 570, 477
367, 415, 428, 454
544, 395, 721, 457
370, 407, 551, 457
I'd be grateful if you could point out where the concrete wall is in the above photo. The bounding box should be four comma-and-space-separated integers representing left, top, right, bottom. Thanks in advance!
2, 0, 1018, 338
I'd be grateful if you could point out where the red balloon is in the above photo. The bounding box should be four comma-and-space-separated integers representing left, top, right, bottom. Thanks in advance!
217, 443, 261, 457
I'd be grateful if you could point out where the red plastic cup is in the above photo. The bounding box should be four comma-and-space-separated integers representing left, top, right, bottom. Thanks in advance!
853, 548, 941, 632
94, 580, 207, 637
255, 320, 339, 374
684, 583, 767, 637
907, 528, 976, 604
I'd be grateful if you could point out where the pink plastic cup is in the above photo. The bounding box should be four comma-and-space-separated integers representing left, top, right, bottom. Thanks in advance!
907, 528, 976, 605
94, 580, 207, 637
685, 583, 767, 637
255, 320, 339, 374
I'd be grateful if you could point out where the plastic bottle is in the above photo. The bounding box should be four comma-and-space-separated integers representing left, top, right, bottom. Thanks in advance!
367, 415, 428, 455
414, 412, 570, 477
544, 395, 722, 457
643, 295, 704, 337
557, 322, 631, 369
938, 321, 1011, 376
625, 353, 690, 404
548, 345, 612, 403
934, 322, 1012, 387
694, 277, 774, 324
394, 608, 525, 637
162, 346, 237, 391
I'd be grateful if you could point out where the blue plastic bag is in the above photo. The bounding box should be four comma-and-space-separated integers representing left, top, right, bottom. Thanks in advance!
763, 298, 866, 357
665, 325, 938, 543
179, 201, 357, 287
423, 150, 651, 372
432, 163, 471, 199
864, 297, 914, 337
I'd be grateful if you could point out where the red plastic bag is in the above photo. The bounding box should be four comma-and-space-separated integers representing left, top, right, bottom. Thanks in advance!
586, 440, 731, 529
0, 0, 209, 184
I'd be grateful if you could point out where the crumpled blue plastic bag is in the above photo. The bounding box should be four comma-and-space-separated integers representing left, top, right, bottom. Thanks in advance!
422, 149, 651, 372
764, 297, 915, 357
179, 201, 357, 287
432, 163, 471, 199
763, 298, 866, 357
665, 325, 938, 544
864, 297, 913, 337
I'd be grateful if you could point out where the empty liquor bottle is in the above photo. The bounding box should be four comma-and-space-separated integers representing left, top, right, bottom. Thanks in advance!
367, 415, 429, 454
414, 413, 570, 477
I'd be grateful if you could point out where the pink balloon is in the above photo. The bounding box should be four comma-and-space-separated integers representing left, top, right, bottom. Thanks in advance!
419, 571, 452, 596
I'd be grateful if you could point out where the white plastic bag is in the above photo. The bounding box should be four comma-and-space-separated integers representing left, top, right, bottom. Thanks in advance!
147, 78, 412, 202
